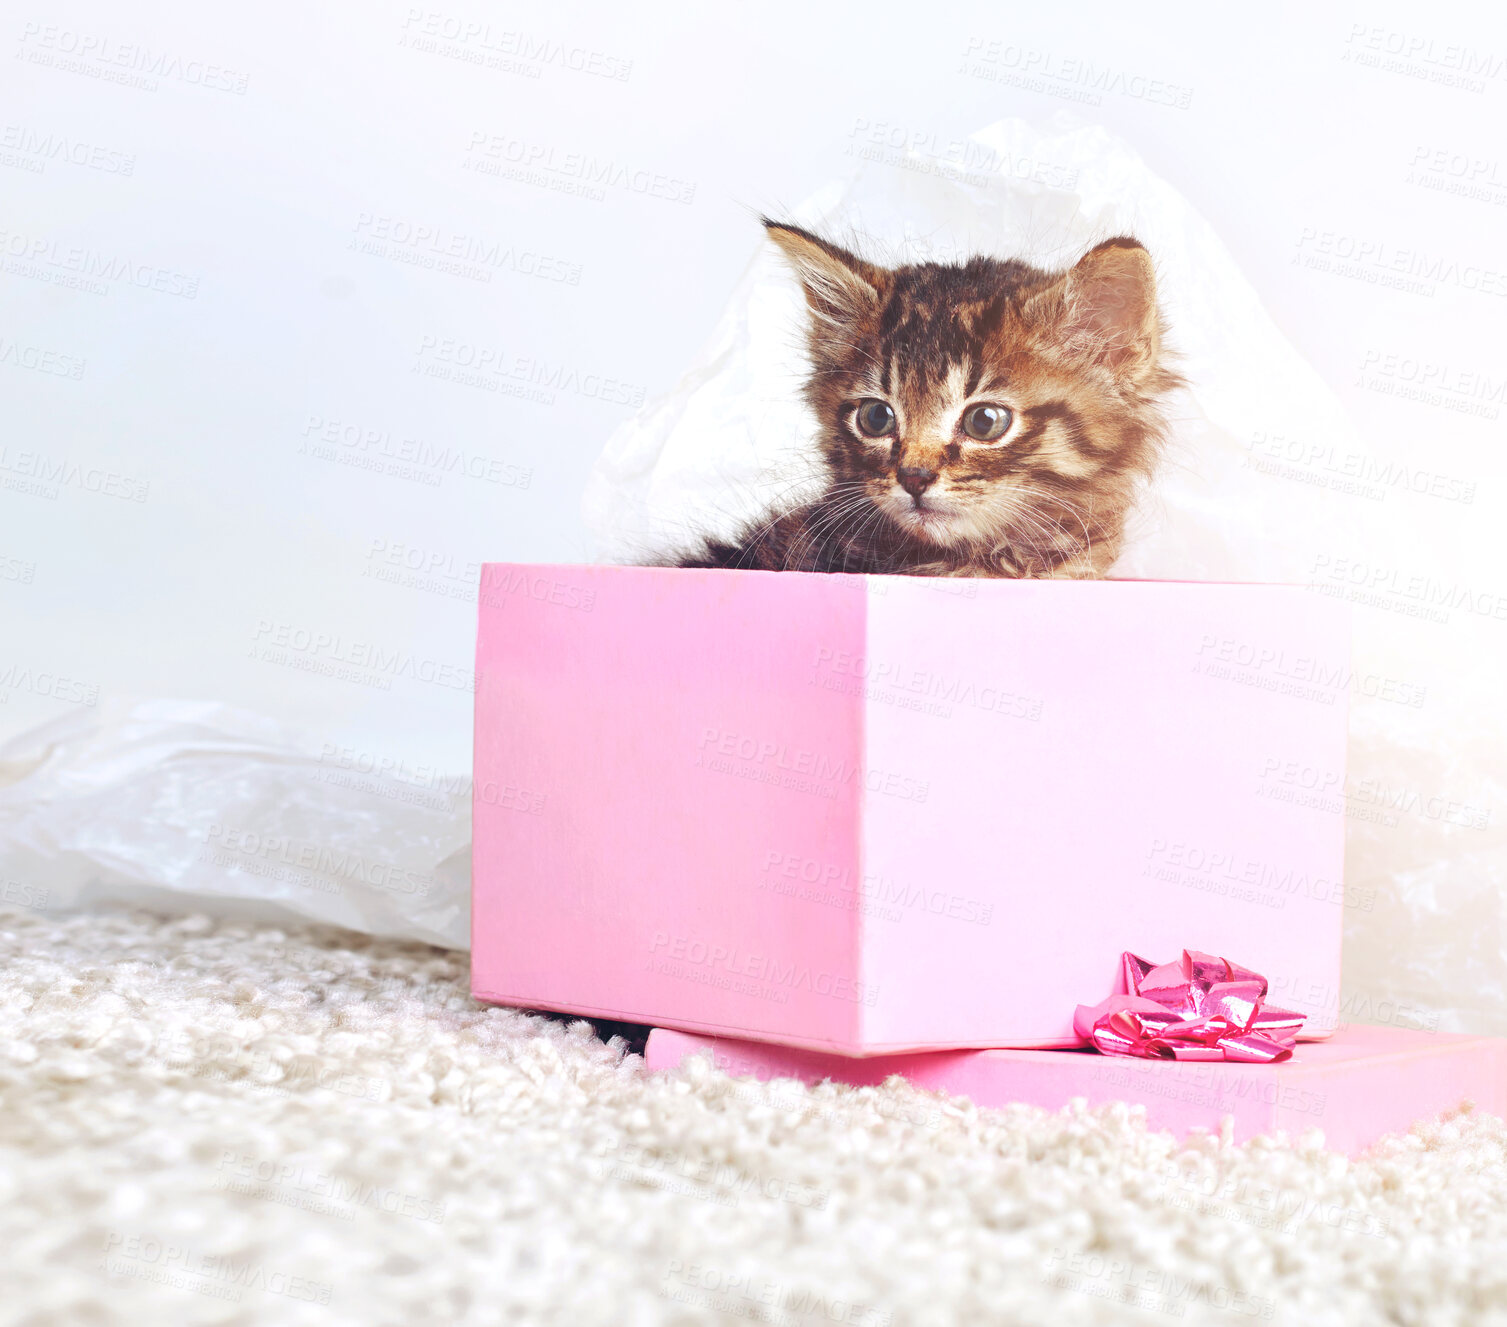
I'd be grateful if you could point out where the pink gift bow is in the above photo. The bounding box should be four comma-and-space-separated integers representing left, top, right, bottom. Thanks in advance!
1073, 950, 1306, 1063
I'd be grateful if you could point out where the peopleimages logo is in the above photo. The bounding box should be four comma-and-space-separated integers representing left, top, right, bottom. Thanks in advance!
214, 1152, 447, 1224
760, 851, 993, 926
0, 446, 150, 501
1309, 554, 1507, 624
463, 132, 695, 205
300, 415, 531, 489
203, 824, 435, 898
1256, 758, 1490, 830
648, 932, 879, 1006
1246, 430, 1478, 504
1090, 1059, 1327, 1121
811, 646, 1044, 721
1193, 633, 1428, 708
101, 1233, 330, 1305
0, 662, 99, 707
1144, 838, 1375, 912
0, 336, 86, 379
398, 10, 633, 82
695, 726, 929, 803
0, 228, 200, 297
250, 620, 474, 692
479, 565, 596, 613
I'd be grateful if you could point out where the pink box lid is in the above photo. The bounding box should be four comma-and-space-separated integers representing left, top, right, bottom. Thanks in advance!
645, 1025, 1507, 1154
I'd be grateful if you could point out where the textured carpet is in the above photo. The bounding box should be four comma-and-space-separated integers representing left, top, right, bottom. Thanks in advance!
3, 907, 1506, 1327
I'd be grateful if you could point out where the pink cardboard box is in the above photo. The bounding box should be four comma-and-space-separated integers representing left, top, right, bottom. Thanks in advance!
644, 1025, 1507, 1155
472, 564, 1348, 1055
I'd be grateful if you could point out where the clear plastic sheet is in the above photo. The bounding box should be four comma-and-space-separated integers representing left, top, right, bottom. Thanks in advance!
0, 698, 469, 949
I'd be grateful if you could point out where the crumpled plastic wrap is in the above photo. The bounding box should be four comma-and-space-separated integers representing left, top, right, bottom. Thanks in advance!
0, 698, 469, 949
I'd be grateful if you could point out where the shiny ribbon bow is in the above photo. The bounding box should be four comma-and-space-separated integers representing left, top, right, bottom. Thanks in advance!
1073, 950, 1305, 1063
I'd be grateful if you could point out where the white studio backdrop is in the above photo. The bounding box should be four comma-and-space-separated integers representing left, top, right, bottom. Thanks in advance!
1, 2, 1505, 1029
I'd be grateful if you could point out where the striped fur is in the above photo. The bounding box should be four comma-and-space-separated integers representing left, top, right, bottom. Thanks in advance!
675, 221, 1182, 578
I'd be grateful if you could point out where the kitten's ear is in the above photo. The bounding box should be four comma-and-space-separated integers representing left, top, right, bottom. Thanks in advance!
1057, 238, 1161, 381
763, 220, 886, 331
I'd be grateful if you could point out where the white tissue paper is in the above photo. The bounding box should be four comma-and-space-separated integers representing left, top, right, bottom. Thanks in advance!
583, 117, 1379, 577
0, 698, 470, 949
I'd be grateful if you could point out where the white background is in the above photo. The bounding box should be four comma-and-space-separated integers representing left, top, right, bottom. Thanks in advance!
3, 2, 1505, 1017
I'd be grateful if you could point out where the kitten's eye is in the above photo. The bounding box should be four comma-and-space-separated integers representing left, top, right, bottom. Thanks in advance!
961, 403, 1012, 442
854, 399, 897, 438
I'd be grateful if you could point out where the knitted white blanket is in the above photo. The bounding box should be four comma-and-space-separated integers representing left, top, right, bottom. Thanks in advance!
2, 905, 1500, 1326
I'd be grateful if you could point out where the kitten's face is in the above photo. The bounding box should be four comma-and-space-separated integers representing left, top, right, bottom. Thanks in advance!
767, 225, 1178, 569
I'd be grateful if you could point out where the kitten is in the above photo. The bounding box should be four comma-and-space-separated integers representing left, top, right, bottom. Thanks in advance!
674, 220, 1181, 578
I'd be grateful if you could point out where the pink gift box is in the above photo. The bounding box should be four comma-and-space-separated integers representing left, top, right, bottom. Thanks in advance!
472, 564, 1348, 1055
644, 1025, 1507, 1154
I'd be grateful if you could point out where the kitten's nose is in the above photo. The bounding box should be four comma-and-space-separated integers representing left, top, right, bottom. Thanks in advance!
897, 466, 939, 498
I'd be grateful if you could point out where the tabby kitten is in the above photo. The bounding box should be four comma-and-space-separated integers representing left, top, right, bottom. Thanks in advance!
675, 220, 1180, 578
